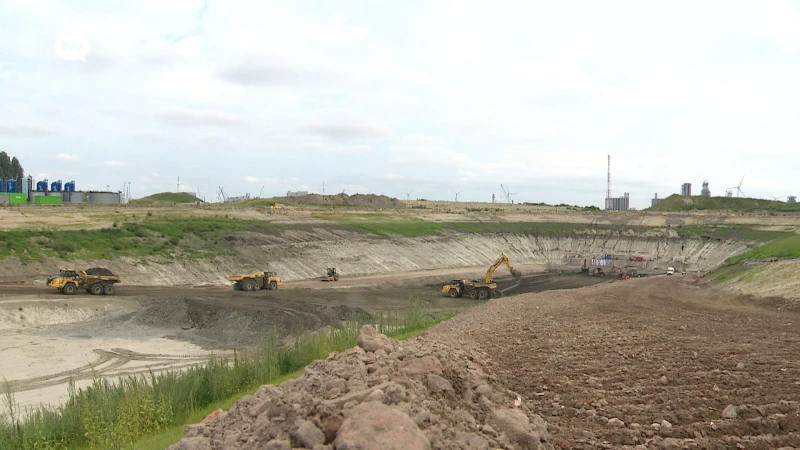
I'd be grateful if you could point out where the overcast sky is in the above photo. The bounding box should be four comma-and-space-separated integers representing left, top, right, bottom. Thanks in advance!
1, 0, 799, 207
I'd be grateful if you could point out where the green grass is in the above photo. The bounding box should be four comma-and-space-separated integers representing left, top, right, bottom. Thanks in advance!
131, 192, 201, 204
0, 216, 280, 263
675, 225, 792, 242
650, 194, 800, 213
0, 299, 450, 450
706, 234, 800, 282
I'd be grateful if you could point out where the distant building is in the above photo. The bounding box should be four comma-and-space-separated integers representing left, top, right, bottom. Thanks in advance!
286, 190, 309, 197
789, 196, 797, 204
681, 183, 692, 196
651, 193, 663, 208
607, 192, 629, 211
701, 180, 711, 197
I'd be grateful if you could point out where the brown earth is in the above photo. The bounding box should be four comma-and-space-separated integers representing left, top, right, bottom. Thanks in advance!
173, 275, 800, 449
282, 193, 398, 207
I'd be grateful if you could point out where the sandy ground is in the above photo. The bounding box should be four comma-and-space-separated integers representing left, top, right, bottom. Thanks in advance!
0, 268, 609, 412
429, 275, 800, 448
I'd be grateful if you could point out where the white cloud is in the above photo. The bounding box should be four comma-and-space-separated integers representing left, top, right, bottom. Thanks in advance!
244, 176, 279, 185
5, 1, 800, 205
102, 161, 130, 167
57, 153, 80, 161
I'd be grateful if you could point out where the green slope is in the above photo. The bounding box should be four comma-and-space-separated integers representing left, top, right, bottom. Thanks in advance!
132, 192, 201, 204
649, 194, 800, 213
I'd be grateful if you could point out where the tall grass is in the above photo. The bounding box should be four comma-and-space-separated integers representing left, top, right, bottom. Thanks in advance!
0, 299, 446, 450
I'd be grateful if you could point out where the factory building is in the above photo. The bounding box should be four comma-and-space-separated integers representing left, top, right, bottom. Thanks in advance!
607, 192, 630, 211
681, 183, 692, 196
651, 194, 663, 208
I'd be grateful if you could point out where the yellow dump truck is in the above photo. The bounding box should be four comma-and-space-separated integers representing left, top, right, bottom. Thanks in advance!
229, 271, 283, 291
46, 268, 121, 295
441, 253, 521, 300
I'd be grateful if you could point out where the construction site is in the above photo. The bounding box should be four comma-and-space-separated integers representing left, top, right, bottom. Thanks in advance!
0, 198, 798, 450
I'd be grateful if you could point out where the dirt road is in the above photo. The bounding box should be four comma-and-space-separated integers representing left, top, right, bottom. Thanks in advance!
431, 275, 800, 448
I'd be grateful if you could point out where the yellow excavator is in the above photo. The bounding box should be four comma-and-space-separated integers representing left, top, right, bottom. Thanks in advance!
441, 253, 521, 300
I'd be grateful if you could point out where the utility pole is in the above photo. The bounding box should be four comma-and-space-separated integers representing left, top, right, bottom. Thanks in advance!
323, 182, 325, 196
177, 176, 180, 193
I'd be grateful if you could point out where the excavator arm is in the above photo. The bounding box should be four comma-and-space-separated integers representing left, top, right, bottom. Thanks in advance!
484, 253, 521, 283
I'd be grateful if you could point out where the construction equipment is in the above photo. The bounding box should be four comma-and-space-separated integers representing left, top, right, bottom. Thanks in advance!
441, 253, 521, 300
229, 271, 283, 291
46, 269, 121, 295
325, 268, 340, 282
609, 264, 630, 280
590, 267, 605, 277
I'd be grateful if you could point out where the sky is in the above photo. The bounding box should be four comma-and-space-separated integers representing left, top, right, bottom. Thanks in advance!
2, 0, 800, 208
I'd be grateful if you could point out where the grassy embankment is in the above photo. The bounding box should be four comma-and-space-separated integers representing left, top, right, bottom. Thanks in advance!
129, 192, 201, 205
707, 233, 800, 283
0, 299, 455, 450
650, 194, 800, 213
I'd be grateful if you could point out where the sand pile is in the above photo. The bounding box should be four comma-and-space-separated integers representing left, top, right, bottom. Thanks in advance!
170, 325, 551, 449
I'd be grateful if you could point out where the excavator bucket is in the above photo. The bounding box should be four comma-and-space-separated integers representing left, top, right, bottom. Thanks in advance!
511, 269, 522, 278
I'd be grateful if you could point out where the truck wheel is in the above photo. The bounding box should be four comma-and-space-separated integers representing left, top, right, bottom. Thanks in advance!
91, 284, 103, 295
448, 288, 458, 298
251, 279, 261, 290
62, 284, 76, 295
334, 274, 340, 281
478, 289, 489, 300
233, 282, 241, 291
270, 281, 278, 290
104, 284, 115, 295
243, 280, 254, 291
468, 290, 478, 299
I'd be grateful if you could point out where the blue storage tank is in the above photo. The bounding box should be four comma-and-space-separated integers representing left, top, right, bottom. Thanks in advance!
36, 179, 48, 191
64, 181, 76, 192
50, 180, 63, 192
6, 179, 16, 193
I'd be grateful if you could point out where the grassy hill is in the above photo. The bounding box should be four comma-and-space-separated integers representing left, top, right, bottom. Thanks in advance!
649, 194, 800, 213
132, 192, 202, 204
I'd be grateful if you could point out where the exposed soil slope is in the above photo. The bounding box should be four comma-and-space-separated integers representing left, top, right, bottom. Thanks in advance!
0, 229, 753, 287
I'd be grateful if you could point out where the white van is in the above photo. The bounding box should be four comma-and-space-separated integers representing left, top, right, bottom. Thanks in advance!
666, 267, 675, 276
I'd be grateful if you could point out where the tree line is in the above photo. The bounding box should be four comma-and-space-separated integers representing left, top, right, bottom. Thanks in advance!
0, 151, 25, 188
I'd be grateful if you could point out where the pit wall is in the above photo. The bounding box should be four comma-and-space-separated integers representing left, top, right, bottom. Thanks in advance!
0, 229, 753, 287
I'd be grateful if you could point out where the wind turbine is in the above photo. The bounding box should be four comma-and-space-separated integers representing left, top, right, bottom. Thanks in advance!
770, 193, 784, 202
452, 189, 463, 202
406, 191, 412, 200
726, 176, 745, 197
506, 186, 516, 204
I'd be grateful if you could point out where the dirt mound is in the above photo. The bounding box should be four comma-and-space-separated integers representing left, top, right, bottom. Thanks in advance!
130, 297, 371, 348
86, 267, 115, 276
170, 325, 550, 450
286, 193, 397, 208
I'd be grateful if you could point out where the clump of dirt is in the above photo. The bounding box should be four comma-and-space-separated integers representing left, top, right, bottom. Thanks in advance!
170, 325, 551, 450
130, 297, 371, 348
285, 193, 398, 208
86, 267, 115, 276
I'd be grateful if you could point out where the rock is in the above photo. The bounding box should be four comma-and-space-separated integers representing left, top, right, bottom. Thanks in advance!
426, 374, 454, 394
736, 362, 745, 369
170, 437, 211, 450
335, 402, 431, 450
400, 356, 443, 376
713, 384, 720, 391
608, 418, 625, 428
662, 437, 680, 449
722, 404, 738, 419
292, 419, 325, 448
481, 424, 497, 437
358, 325, 395, 354
322, 414, 344, 444
490, 408, 542, 450
659, 376, 668, 385
454, 431, 490, 449
264, 440, 291, 450
660, 420, 672, 431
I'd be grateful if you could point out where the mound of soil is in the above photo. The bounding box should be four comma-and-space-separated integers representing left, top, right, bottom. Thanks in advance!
170, 325, 550, 450
285, 193, 397, 208
130, 297, 371, 348
86, 267, 115, 276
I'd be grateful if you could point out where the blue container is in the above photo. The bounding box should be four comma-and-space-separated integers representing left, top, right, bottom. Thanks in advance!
50, 180, 63, 192
64, 181, 76, 192
0, 179, 4, 193
36, 179, 48, 191
6, 179, 16, 193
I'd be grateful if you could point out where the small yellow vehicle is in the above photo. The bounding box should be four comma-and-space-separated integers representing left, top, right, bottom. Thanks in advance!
46, 269, 121, 295
441, 253, 521, 300
325, 267, 340, 281
229, 271, 283, 291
